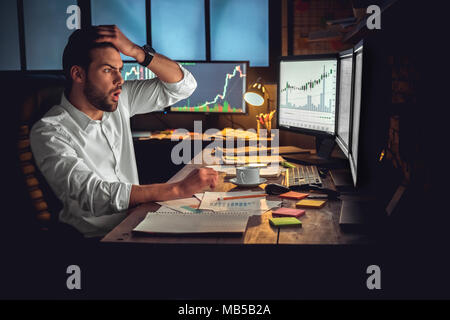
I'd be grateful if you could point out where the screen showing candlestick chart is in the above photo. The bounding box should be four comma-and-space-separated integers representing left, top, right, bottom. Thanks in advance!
121, 61, 247, 113
278, 58, 337, 134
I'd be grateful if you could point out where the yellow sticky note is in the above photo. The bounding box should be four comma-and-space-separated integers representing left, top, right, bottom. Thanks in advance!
296, 199, 327, 209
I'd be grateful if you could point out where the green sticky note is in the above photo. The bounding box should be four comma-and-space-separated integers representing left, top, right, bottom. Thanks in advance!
269, 217, 302, 227
281, 161, 296, 168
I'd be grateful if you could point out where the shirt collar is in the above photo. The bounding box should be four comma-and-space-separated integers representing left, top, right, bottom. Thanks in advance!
60, 93, 111, 130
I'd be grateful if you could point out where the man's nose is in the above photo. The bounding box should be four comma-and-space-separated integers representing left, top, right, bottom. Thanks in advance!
114, 72, 124, 86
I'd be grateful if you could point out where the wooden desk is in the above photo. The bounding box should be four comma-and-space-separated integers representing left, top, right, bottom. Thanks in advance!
134, 131, 272, 141
102, 148, 370, 245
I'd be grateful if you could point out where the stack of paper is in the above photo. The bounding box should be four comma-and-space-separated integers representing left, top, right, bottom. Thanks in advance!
215, 146, 310, 156
205, 165, 281, 178
215, 128, 258, 139
221, 155, 283, 165
215, 146, 274, 155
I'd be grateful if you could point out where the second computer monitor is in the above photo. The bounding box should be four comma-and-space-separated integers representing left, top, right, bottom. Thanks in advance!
122, 62, 156, 81
171, 61, 247, 113
336, 49, 354, 157
278, 55, 338, 135
349, 41, 363, 186
121, 61, 247, 114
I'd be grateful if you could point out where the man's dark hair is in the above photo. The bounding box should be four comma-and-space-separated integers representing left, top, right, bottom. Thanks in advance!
62, 27, 119, 88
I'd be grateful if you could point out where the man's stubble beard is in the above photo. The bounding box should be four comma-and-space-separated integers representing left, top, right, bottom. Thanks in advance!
83, 76, 118, 112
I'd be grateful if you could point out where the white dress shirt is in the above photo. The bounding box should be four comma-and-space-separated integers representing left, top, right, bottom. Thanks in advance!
30, 65, 197, 237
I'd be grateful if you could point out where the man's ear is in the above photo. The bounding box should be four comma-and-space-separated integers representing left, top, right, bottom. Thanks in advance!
70, 65, 86, 84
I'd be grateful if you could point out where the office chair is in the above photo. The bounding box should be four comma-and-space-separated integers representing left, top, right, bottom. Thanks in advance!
17, 76, 82, 240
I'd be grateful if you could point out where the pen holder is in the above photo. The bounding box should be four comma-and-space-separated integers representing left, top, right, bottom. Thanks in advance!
256, 110, 275, 138
265, 120, 272, 138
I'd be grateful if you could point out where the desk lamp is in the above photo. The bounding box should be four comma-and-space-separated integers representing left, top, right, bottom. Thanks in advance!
244, 78, 275, 136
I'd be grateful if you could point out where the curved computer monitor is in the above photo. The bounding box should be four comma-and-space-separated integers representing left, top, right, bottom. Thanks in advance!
277, 54, 338, 137
336, 48, 354, 158
349, 40, 364, 187
121, 61, 248, 114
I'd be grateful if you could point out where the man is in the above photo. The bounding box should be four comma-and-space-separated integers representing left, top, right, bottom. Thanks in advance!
30, 26, 218, 237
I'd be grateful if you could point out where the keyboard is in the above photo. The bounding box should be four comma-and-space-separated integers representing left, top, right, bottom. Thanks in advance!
285, 165, 322, 187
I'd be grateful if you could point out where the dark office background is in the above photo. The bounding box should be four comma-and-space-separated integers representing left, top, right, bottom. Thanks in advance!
1, 0, 450, 299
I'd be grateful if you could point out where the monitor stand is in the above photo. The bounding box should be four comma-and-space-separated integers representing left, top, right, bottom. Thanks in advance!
330, 168, 354, 191
316, 136, 335, 159
281, 137, 347, 167
339, 199, 380, 233
282, 152, 348, 168
283, 153, 339, 166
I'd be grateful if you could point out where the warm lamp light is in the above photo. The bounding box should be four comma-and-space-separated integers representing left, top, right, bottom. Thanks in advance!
243, 91, 265, 106
244, 78, 275, 137
243, 78, 268, 107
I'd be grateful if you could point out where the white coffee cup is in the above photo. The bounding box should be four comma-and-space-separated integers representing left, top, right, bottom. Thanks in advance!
236, 166, 260, 184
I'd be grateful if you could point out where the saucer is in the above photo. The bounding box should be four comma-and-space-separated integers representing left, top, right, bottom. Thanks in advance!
229, 178, 267, 187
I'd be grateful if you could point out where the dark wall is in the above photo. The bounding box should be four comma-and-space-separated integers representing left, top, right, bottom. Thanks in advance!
131, 0, 283, 135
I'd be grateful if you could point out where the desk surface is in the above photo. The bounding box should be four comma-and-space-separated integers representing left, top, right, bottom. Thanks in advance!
101, 148, 370, 245
133, 130, 272, 141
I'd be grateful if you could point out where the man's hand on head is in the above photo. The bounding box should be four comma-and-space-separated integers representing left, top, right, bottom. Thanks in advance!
93, 25, 185, 82
177, 168, 219, 198
94, 25, 143, 61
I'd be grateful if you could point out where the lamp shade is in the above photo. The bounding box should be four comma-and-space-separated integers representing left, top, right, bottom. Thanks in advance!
244, 81, 267, 106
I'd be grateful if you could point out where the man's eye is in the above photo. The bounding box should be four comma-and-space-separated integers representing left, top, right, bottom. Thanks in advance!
104, 68, 111, 73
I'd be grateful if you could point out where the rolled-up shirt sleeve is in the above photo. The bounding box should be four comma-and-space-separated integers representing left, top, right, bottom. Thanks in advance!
123, 63, 197, 116
30, 124, 132, 217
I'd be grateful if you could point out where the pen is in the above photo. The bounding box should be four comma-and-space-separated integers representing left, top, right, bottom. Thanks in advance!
218, 194, 268, 201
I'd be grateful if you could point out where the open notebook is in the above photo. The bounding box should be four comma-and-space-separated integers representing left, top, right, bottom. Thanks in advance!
133, 211, 250, 235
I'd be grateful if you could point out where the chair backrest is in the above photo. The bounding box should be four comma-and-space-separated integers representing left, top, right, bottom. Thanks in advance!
17, 79, 66, 231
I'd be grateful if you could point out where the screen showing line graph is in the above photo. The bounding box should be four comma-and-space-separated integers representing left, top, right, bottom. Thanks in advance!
278, 58, 337, 134
171, 62, 247, 113
121, 61, 247, 113
121, 63, 156, 81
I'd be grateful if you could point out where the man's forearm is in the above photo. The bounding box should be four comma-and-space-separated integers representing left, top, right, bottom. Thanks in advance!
129, 182, 185, 207
131, 45, 183, 83
129, 168, 219, 208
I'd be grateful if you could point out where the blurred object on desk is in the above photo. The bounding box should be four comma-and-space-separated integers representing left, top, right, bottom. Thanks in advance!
222, 154, 284, 165
206, 165, 281, 178
215, 145, 311, 156
132, 131, 152, 139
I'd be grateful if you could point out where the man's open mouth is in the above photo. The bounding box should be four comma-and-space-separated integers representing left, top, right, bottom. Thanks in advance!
111, 89, 121, 102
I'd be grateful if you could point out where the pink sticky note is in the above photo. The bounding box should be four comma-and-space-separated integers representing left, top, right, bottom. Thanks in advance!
272, 207, 306, 218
